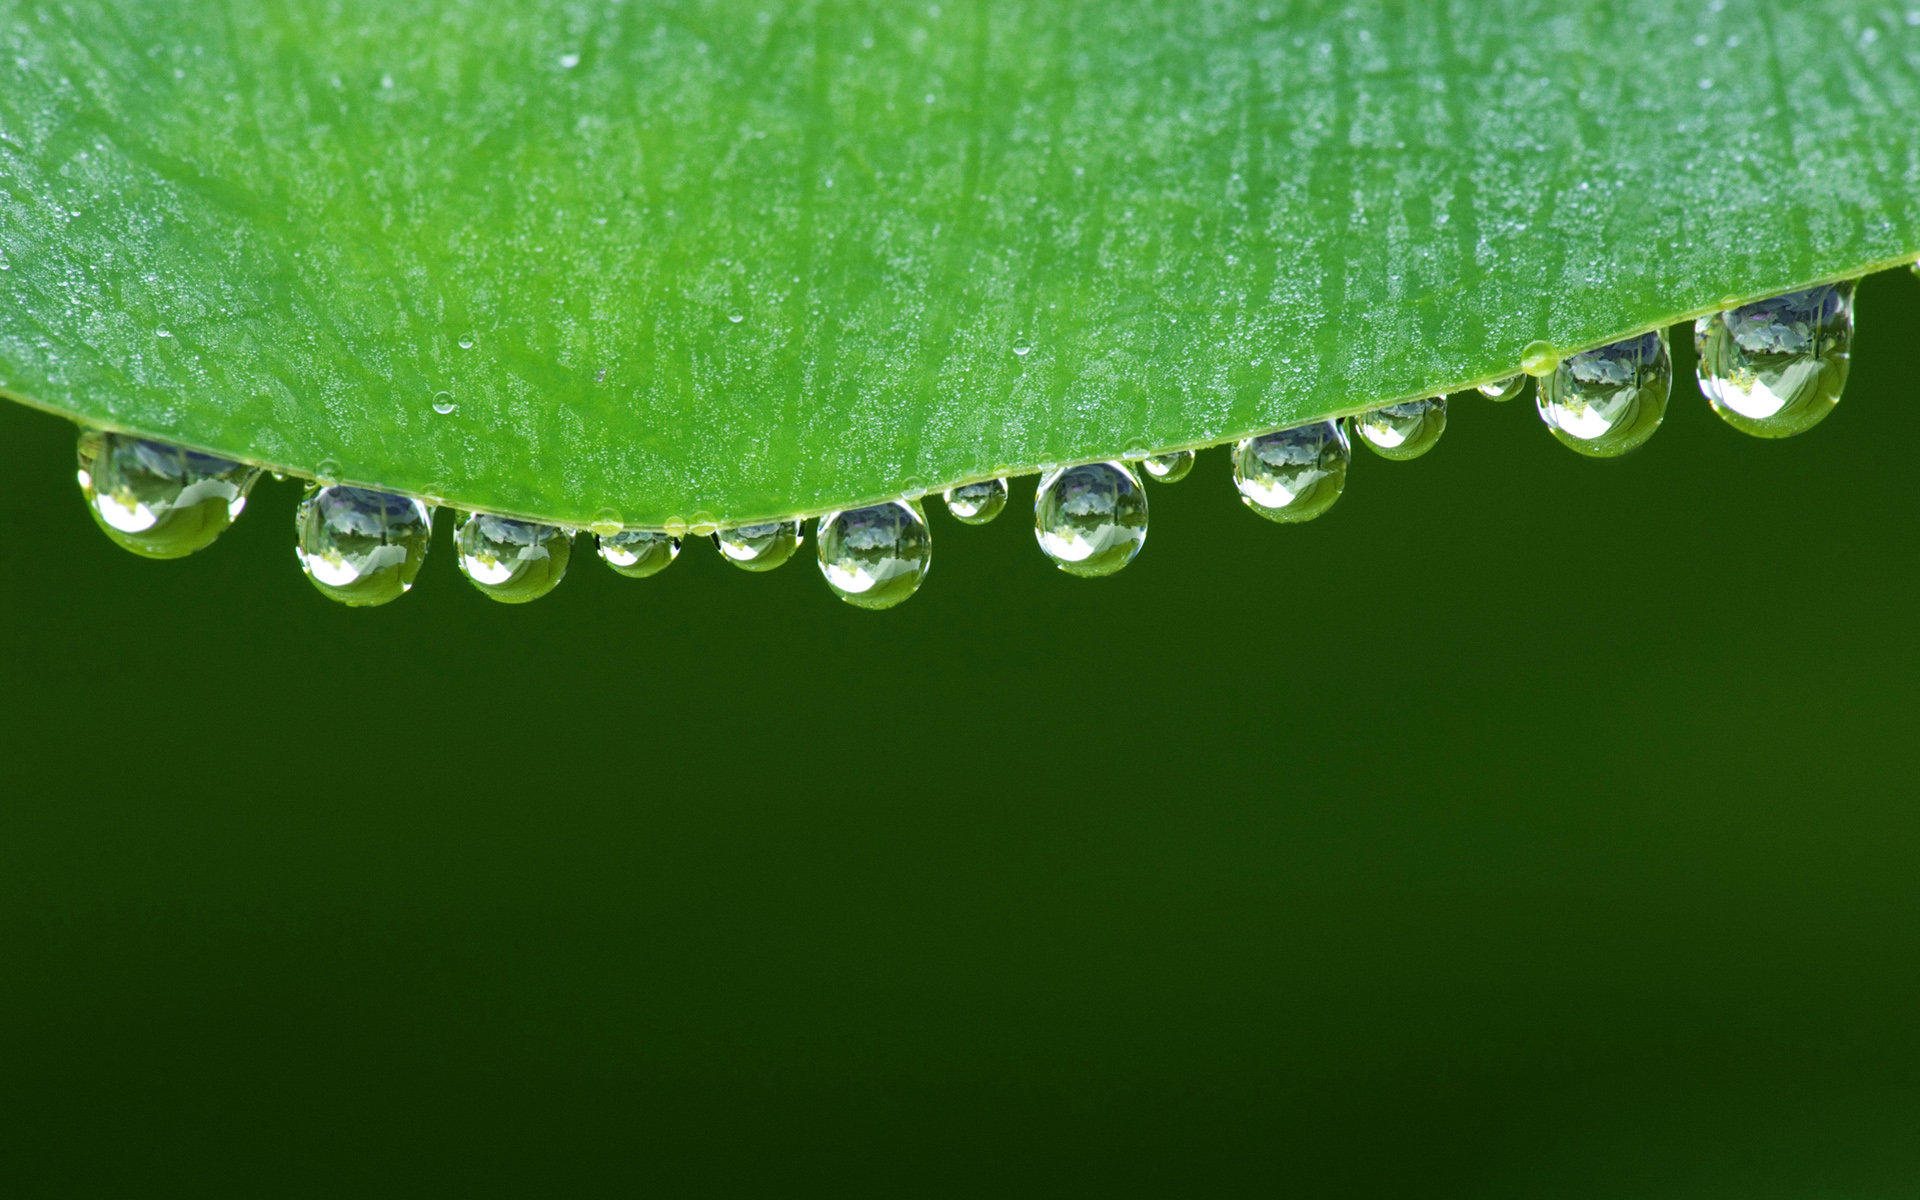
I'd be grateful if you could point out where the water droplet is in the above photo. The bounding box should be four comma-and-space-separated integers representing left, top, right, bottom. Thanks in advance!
558, 52, 581, 69
727, 311, 744, 324
294, 486, 435, 607
942, 478, 1008, 525
1694, 282, 1853, 438
816, 500, 932, 610
586, 508, 623, 537
1519, 341, 1558, 376
457, 333, 475, 351
713, 519, 804, 572
1478, 375, 1527, 402
431, 391, 457, 415
316, 458, 343, 486
76, 430, 261, 559
1536, 330, 1671, 458
1231, 421, 1350, 523
1353, 397, 1446, 461
1140, 449, 1195, 483
662, 515, 690, 538
597, 529, 682, 579
455, 512, 573, 603
1034, 461, 1148, 578
1012, 343, 1032, 357
155, 328, 173, 339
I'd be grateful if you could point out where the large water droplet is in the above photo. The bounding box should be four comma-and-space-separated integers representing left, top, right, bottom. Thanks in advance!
76, 431, 261, 559
1231, 421, 1349, 523
942, 478, 1008, 525
817, 500, 932, 610
295, 486, 435, 607
597, 529, 681, 578
455, 512, 572, 603
713, 520, 804, 572
1034, 461, 1148, 578
1478, 375, 1527, 402
1353, 398, 1446, 461
1140, 449, 1195, 483
1536, 330, 1671, 458
1695, 282, 1853, 438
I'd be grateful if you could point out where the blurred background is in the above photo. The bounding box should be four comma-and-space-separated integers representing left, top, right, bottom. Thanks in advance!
5, 273, 1920, 1196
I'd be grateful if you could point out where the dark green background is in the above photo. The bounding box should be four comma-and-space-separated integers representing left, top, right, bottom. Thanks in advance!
6, 275, 1920, 1196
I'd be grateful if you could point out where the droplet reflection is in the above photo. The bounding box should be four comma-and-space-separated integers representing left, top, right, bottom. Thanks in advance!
817, 500, 932, 610
1535, 330, 1671, 458
1478, 375, 1527, 402
713, 520, 804, 572
1140, 449, 1195, 483
597, 529, 681, 578
1034, 461, 1148, 578
1695, 282, 1853, 438
295, 485, 435, 607
1353, 398, 1446, 461
942, 478, 1009, 525
76, 430, 261, 559
455, 512, 573, 603
1231, 421, 1349, 523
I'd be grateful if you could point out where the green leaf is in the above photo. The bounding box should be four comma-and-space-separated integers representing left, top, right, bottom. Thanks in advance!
2, 0, 1917, 529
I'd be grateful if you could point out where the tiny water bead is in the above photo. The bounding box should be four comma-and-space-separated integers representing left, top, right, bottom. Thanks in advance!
942, 477, 1009, 525
816, 500, 932, 610
1231, 420, 1350, 523
294, 485, 435, 607
75, 430, 261, 559
1694, 282, 1854, 438
1034, 461, 1148, 578
1478, 375, 1527, 402
455, 512, 573, 603
1140, 449, 1195, 483
1353, 398, 1446, 461
597, 529, 681, 579
713, 519, 804, 572
1535, 329, 1671, 459
431, 392, 456, 415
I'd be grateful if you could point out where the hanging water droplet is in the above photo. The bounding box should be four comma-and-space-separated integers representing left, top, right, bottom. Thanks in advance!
1519, 341, 1558, 375
597, 529, 681, 578
1231, 420, 1350, 523
1536, 330, 1671, 458
942, 478, 1009, 525
75, 430, 261, 559
454, 512, 573, 603
817, 500, 933, 610
1034, 461, 1148, 578
1694, 282, 1853, 438
1140, 449, 1195, 483
1353, 397, 1446, 461
1478, 375, 1527, 402
294, 485, 435, 607
431, 391, 457, 415
713, 519, 804, 572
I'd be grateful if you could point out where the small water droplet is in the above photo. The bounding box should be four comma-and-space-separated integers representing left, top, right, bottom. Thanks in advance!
587, 508, 623, 537
1478, 375, 1527, 402
727, 312, 744, 324
457, 333, 475, 350
76, 431, 261, 559
1536, 330, 1672, 458
1695, 282, 1853, 438
942, 478, 1009, 525
598, 529, 681, 578
316, 458, 343, 486
1519, 341, 1558, 376
1012, 343, 1032, 357
431, 391, 457, 415
713, 520, 804, 572
662, 515, 690, 538
1034, 462, 1148, 578
455, 512, 572, 603
295, 486, 435, 607
817, 500, 932, 610
155, 328, 173, 339
1140, 450, 1195, 483
558, 53, 581, 69
1231, 421, 1349, 523
1353, 397, 1446, 461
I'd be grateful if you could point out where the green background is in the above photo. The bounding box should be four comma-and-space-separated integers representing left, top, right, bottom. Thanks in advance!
6, 274, 1920, 1194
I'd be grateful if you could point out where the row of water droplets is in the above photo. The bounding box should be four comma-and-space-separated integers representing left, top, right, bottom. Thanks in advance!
72, 279, 1863, 610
